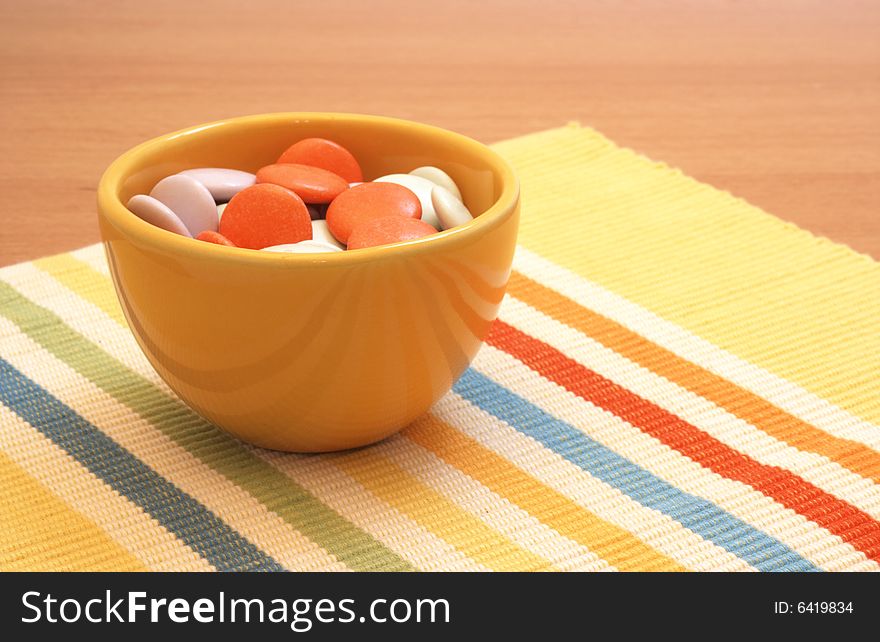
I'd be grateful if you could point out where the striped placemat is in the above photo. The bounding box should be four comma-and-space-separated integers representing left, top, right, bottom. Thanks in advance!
2, 123, 878, 571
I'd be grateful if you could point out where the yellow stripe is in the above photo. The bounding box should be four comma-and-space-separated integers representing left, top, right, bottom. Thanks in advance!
333, 450, 556, 571
493, 125, 880, 425
410, 415, 686, 571
0, 451, 147, 571
382, 436, 610, 570
35, 254, 127, 325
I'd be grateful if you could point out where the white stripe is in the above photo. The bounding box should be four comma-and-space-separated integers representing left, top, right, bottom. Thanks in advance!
501, 294, 880, 519
473, 345, 878, 571
70, 244, 108, 274
514, 247, 880, 450
0, 407, 210, 571
259, 449, 490, 572
435, 392, 755, 572
0, 317, 347, 571
375, 436, 612, 571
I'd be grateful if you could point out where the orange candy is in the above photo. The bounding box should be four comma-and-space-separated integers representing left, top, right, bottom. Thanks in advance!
277, 138, 364, 183
255, 163, 349, 204
347, 215, 438, 250
219, 183, 312, 249
326, 182, 422, 244
195, 230, 237, 247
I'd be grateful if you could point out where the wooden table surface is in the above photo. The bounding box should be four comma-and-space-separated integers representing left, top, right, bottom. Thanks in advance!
2, 0, 878, 264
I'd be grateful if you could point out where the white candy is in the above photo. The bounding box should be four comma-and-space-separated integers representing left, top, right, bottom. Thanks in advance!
409, 166, 462, 202
311, 219, 344, 249
349, 182, 362, 188
431, 185, 474, 230
149, 174, 218, 236
126, 195, 192, 237
262, 240, 343, 254
178, 168, 256, 202
217, 202, 227, 219
373, 174, 441, 230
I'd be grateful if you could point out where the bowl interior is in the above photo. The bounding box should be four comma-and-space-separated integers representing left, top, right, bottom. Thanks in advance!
105, 113, 513, 251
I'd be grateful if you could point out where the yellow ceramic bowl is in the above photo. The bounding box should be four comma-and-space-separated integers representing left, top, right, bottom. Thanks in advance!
97, 113, 519, 452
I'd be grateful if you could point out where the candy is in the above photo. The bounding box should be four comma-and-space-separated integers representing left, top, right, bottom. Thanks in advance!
409, 166, 462, 201
326, 182, 421, 244
263, 240, 343, 254
219, 183, 312, 249
373, 173, 441, 230
311, 219, 345, 249
347, 215, 438, 250
196, 230, 237, 246
149, 174, 219, 237
277, 138, 364, 183
178, 168, 256, 202
431, 185, 473, 230
256, 163, 349, 204
126, 194, 192, 237
128, 136, 477, 257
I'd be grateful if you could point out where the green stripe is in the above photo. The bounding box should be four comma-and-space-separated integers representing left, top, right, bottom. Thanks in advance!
0, 274, 414, 572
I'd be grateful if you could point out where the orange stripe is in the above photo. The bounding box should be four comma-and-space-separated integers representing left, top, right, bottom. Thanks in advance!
488, 319, 880, 563
508, 271, 880, 485
407, 414, 686, 572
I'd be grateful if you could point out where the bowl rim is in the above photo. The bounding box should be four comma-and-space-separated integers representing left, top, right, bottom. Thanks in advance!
97, 112, 520, 266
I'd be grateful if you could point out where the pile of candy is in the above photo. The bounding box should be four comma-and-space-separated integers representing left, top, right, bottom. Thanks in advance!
126, 138, 474, 253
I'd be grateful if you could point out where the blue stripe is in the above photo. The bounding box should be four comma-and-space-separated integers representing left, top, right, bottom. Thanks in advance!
454, 368, 818, 571
0, 358, 284, 572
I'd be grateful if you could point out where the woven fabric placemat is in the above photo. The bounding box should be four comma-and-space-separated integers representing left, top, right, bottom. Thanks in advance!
1, 124, 878, 571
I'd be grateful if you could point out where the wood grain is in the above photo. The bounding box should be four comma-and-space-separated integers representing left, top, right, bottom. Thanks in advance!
1, 0, 878, 264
